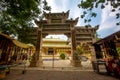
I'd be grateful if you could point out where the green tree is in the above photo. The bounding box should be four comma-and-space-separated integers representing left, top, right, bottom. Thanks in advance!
0, 0, 51, 43
78, 0, 120, 25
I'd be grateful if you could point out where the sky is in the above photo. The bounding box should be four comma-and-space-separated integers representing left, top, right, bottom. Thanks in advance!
45, 0, 120, 40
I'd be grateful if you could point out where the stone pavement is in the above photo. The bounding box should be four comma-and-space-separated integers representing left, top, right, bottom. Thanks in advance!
3, 69, 119, 80
2, 59, 119, 80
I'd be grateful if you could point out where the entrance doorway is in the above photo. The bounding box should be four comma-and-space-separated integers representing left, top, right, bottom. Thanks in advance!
41, 34, 72, 68
48, 48, 54, 55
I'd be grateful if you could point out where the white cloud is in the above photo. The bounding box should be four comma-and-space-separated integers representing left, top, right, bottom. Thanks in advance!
61, 0, 68, 11
101, 5, 111, 24
46, 0, 68, 12
98, 3, 120, 38
46, 0, 57, 12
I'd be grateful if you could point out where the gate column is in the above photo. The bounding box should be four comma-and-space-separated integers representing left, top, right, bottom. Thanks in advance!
30, 29, 42, 67
71, 29, 76, 66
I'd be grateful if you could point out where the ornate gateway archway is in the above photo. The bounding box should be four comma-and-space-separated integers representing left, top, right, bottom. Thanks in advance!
30, 11, 99, 67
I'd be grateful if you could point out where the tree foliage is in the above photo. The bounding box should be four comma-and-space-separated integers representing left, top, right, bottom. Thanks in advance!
78, 0, 120, 25
0, 0, 51, 44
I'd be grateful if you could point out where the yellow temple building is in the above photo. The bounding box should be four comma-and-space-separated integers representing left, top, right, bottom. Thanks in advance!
42, 38, 71, 56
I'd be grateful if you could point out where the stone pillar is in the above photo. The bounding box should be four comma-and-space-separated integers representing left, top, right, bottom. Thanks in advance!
30, 30, 42, 67
36, 30, 41, 60
91, 46, 97, 61
71, 29, 77, 66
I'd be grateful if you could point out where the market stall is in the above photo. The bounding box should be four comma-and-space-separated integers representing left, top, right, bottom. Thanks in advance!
0, 32, 35, 79
93, 30, 120, 78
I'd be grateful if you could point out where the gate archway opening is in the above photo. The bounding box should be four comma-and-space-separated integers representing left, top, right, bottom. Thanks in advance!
41, 34, 73, 68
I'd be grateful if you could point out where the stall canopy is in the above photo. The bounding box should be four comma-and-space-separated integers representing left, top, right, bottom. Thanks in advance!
0, 32, 12, 40
93, 30, 120, 58
0, 32, 35, 49
93, 30, 120, 46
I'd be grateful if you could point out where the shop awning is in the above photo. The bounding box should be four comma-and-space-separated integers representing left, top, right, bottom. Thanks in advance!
0, 32, 13, 40
12, 40, 31, 48
0, 32, 35, 49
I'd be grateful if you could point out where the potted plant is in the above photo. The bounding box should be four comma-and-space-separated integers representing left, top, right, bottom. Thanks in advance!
74, 46, 84, 67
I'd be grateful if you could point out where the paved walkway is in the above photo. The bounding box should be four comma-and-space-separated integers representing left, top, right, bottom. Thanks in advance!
2, 59, 119, 80
3, 69, 119, 80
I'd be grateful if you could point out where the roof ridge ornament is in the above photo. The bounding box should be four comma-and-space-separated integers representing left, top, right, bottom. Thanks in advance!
66, 10, 70, 14
75, 17, 79, 21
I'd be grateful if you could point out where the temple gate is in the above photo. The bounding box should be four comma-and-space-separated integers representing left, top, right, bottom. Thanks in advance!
30, 11, 99, 67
